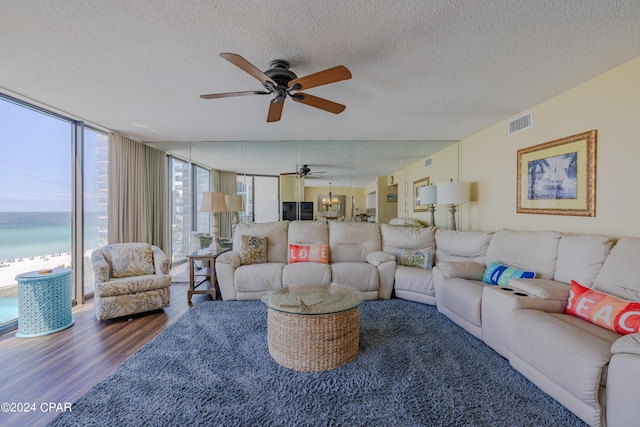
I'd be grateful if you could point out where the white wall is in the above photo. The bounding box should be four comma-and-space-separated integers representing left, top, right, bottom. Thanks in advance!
459, 55, 640, 238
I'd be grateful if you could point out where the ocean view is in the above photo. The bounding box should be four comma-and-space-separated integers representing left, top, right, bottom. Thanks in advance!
0, 211, 103, 260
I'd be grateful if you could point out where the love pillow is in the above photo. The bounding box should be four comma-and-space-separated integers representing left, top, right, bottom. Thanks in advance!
289, 244, 329, 264
566, 280, 640, 335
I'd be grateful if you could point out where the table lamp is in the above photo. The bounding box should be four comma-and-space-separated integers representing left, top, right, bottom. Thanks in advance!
200, 191, 228, 251
225, 194, 244, 231
436, 180, 470, 231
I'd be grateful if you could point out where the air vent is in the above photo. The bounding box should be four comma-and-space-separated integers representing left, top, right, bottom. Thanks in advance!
424, 158, 432, 167
508, 112, 532, 135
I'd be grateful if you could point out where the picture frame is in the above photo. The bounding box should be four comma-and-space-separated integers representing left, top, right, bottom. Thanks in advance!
413, 177, 430, 212
387, 194, 398, 203
516, 130, 596, 216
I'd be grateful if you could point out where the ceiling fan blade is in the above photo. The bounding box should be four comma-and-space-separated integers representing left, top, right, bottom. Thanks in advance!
200, 91, 269, 99
291, 93, 346, 114
220, 52, 276, 85
288, 65, 351, 90
267, 99, 284, 122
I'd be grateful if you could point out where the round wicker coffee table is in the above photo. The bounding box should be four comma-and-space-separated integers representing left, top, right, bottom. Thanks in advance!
261, 283, 363, 372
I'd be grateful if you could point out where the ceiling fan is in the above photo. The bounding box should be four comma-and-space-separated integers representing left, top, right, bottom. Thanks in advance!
280, 164, 327, 177
200, 53, 352, 122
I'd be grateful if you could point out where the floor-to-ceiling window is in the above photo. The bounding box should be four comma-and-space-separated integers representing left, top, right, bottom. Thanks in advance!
236, 175, 279, 223
169, 157, 191, 263
194, 165, 211, 234
0, 96, 73, 331
82, 128, 108, 296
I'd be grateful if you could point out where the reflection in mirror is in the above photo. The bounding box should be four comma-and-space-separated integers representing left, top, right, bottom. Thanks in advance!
150, 139, 459, 225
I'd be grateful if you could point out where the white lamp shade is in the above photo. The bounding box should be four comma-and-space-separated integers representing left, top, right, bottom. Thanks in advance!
225, 194, 244, 212
436, 181, 470, 205
200, 191, 228, 213
423, 185, 438, 204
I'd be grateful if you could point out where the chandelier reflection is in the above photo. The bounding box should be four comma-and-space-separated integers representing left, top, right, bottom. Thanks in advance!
322, 183, 339, 209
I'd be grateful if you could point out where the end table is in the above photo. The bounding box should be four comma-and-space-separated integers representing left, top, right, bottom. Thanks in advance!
15, 268, 73, 338
186, 248, 230, 302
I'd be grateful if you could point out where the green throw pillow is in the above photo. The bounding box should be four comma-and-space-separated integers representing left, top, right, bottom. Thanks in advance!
396, 249, 434, 270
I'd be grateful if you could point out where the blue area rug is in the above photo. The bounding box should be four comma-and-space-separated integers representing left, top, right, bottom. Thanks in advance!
49, 299, 587, 426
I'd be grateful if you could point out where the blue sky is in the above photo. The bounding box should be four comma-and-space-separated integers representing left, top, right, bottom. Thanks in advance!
0, 97, 102, 212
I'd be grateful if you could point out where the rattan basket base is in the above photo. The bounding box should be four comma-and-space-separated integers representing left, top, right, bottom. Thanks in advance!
267, 307, 360, 372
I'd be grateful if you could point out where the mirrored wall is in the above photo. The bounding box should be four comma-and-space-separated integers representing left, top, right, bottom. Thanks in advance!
148, 140, 460, 226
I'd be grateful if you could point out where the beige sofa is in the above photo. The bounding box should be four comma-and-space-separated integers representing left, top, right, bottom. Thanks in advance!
427, 228, 640, 427
216, 221, 640, 426
215, 221, 396, 301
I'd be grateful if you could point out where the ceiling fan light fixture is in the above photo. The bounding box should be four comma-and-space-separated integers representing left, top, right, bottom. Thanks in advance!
201, 52, 351, 122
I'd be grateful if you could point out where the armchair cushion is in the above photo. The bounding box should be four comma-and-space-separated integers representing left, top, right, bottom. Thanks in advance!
104, 243, 156, 278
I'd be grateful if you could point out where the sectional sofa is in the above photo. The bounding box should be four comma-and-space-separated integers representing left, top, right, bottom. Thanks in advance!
214, 220, 639, 427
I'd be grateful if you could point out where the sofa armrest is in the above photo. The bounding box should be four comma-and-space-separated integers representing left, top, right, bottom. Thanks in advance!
507, 278, 570, 300
151, 245, 170, 275
366, 251, 396, 267
91, 249, 110, 283
612, 333, 640, 356
434, 261, 485, 280
216, 251, 241, 268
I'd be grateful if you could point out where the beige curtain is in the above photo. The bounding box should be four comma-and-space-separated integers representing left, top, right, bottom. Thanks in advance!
108, 132, 147, 244
145, 145, 168, 253
218, 171, 237, 239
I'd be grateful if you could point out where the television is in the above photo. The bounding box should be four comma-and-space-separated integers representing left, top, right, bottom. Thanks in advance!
282, 201, 314, 221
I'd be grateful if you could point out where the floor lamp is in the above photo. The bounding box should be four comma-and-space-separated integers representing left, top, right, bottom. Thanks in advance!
200, 191, 228, 251
436, 180, 470, 231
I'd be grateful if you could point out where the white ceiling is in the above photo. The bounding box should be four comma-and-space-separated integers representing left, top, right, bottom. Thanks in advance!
1, 1, 640, 186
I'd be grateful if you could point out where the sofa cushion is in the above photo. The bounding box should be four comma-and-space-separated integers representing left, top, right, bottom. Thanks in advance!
104, 243, 156, 278
567, 280, 640, 335
394, 265, 435, 297
485, 229, 562, 280
233, 221, 288, 263
288, 220, 328, 245
435, 229, 494, 264
380, 224, 435, 254
554, 233, 613, 286
435, 261, 485, 281
507, 309, 619, 424
329, 222, 381, 263
396, 249, 433, 269
235, 263, 285, 293
289, 244, 329, 264
483, 261, 535, 286
239, 235, 268, 265
593, 237, 640, 301
282, 262, 331, 286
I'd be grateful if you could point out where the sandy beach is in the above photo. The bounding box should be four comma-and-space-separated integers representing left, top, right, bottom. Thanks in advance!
0, 252, 75, 289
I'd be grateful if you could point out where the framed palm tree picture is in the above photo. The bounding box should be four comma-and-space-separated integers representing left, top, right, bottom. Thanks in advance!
517, 130, 596, 216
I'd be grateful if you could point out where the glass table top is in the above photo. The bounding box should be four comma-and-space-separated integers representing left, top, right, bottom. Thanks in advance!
261, 283, 363, 315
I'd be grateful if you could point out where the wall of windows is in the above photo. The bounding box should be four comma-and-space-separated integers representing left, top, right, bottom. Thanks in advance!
0, 94, 107, 333
169, 157, 212, 264
82, 128, 109, 296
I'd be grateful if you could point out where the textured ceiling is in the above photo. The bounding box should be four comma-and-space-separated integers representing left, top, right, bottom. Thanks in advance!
1, 1, 640, 185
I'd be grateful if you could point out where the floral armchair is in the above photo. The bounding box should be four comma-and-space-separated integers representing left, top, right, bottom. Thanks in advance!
92, 243, 171, 320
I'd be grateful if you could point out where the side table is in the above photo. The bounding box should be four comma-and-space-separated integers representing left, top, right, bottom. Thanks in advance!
186, 248, 230, 302
15, 268, 74, 338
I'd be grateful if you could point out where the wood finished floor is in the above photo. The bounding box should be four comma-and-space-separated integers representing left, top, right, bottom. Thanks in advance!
0, 278, 213, 427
